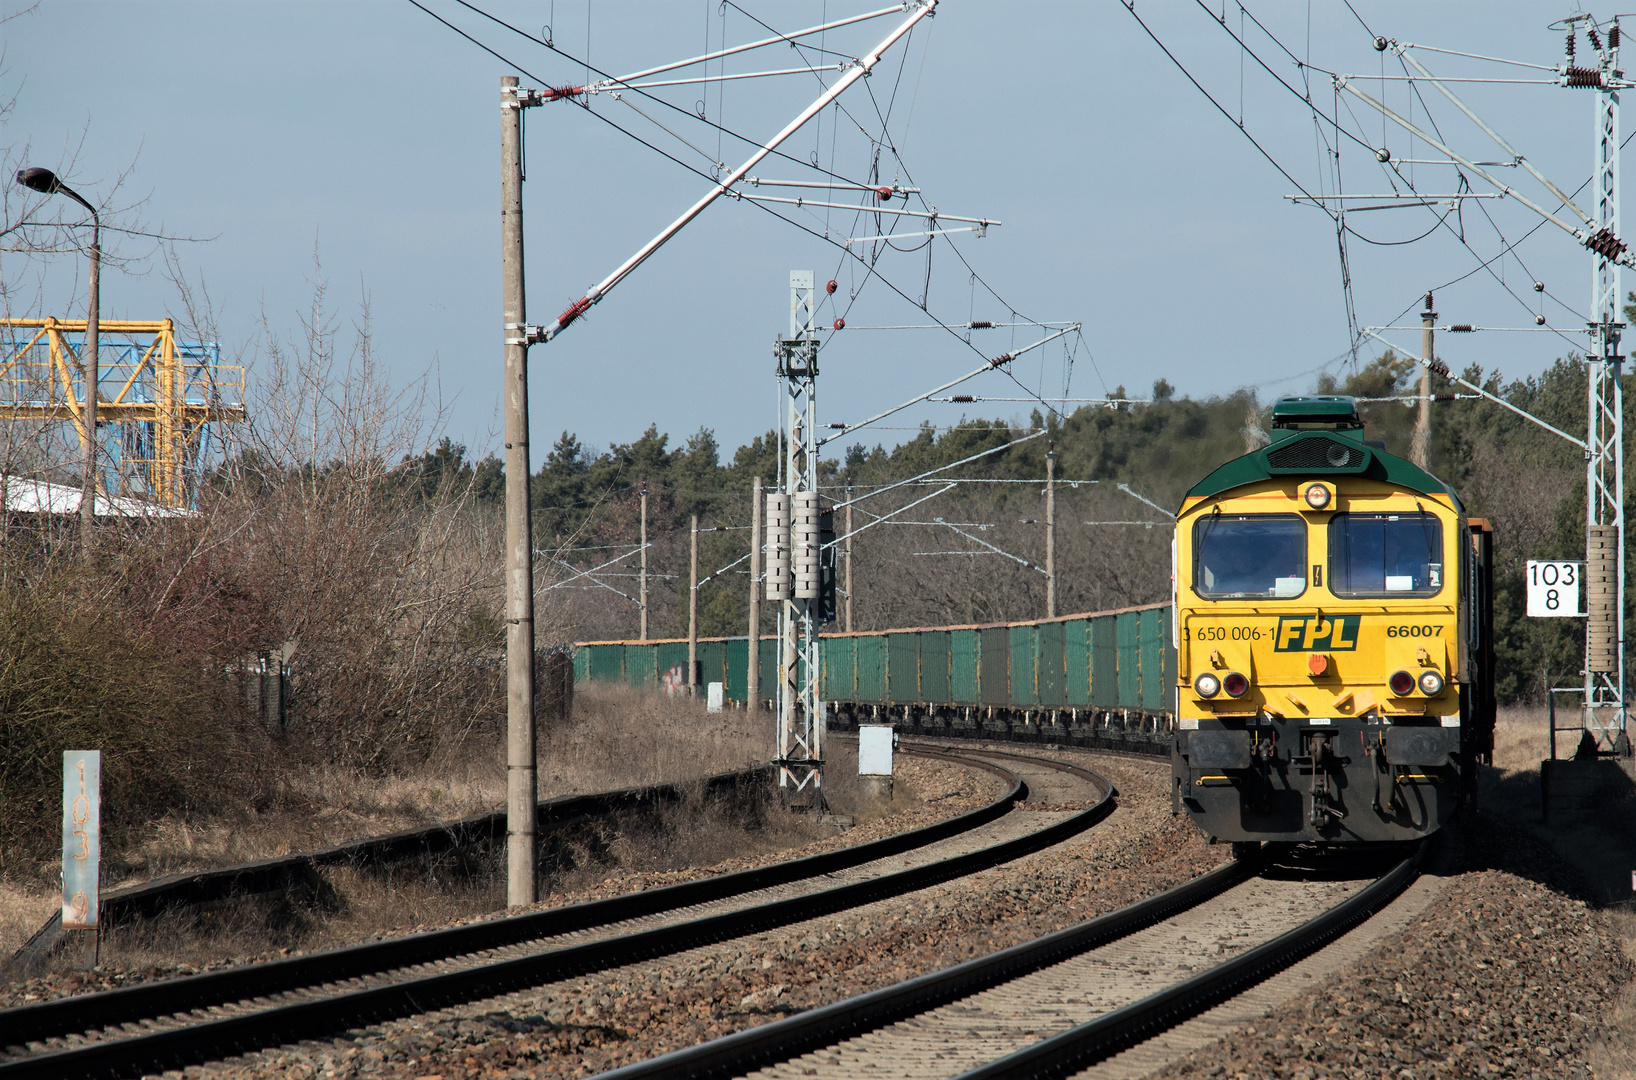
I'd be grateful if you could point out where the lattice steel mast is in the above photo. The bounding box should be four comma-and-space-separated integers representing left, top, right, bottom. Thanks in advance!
1580, 16, 1628, 752
769, 270, 826, 801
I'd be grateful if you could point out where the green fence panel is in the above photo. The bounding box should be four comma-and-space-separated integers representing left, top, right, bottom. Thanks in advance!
623, 645, 658, 690
951, 629, 980, 704
1116, 611, 1141, 708
1008, 626, 1038, 706
824, 637, 856, 701
588, 644, 624, 684
887, 633, 920, 702
1037, 621, 1065, 707
920, 631, 951, 704
573, 647, 590, 685
726, 639, 749, 702
1091, 616, 1118, 708
1064, 619, 1091, 706
856, 635, 886, 703
980, 627, 1009, 705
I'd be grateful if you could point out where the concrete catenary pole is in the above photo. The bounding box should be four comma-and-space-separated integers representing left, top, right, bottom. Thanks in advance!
499, 75, 537, 908
844, 487, 854, 633
82, 223, 99, 552
639, 486, 649, 640
1412, 292, 1435, 471
689, 513, 699, 690
1045, 446, 1057, 619
748, 477, 762, 710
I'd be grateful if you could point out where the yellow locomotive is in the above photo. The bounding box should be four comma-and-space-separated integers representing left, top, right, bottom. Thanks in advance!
1172, 396, 1495, 845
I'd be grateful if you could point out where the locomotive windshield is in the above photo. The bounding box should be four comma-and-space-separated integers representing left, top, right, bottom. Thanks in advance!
1328, 511, 1443, 597
1192, 514, 1307, 599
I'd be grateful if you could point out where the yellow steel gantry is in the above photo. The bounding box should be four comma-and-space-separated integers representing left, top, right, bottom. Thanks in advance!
0, 318, 246, 507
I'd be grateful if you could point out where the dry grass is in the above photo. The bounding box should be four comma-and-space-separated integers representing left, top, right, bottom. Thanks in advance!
1491, 705, 1549, 774
535, 685, 766, 795
2, 686, 893, 975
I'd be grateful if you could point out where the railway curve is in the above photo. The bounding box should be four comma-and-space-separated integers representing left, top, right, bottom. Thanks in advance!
0, 748, 1114, 1080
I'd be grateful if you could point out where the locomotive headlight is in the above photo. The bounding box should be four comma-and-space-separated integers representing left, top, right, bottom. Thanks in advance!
1222, 671, 1250, 698
1194, 672, 1221, 698
1388, 670, 1416, 696
1419, 669, 1445, 696
1303, 482, 1332, 510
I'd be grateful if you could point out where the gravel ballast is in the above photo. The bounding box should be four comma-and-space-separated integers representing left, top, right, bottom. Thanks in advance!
203, 752, 1219, 1079
1152, 811, 1632, 1080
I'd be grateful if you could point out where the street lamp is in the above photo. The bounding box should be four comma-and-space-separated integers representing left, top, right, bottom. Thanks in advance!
16, 166, 99, 553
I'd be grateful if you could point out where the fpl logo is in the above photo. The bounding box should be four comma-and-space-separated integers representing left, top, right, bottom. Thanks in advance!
1273, 615, 1361, 652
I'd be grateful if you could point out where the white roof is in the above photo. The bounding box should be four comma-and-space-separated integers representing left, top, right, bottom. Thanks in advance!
3, 476, 196, 518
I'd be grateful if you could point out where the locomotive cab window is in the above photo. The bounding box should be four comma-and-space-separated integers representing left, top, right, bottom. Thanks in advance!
1328, 511, 1443, 597
1192, 514, 1307, 599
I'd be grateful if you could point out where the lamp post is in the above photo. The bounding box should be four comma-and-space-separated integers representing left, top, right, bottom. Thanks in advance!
17, 167, 99, 553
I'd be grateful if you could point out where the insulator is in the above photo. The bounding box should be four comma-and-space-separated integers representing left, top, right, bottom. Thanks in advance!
1612, 24, 1621, 49
792, 491, 821, 599
969, 320, 994, 328
826, 279, 838, 294
1374, 36, 1388, 51
1586, 227, 1629, 258
764, 493, 791, 601
1567, 30, 1576, 62
1449, 324, 1474, 332
833, 317, 846, 330
1424, 290, 1434, 310
951, 394, 975, 402
1567, 66, 1604, 87
1589, 26, 1602, 52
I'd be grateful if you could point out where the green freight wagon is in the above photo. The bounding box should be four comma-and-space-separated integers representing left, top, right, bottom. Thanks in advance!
569, 601, 1177, 721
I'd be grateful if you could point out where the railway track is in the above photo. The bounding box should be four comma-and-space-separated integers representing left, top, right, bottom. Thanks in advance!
0, 747, 1114, 1080
595, 843, 1422, 1080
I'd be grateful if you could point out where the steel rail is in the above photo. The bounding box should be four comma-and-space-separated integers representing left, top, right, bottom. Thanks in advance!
594, 847, 1420, 1080
894, 725, 1173, 762
591, 860, 1253, 1080
0, 749, 1016, 1051
1, 751, 1115, 1080
954, 846, 1423, 1080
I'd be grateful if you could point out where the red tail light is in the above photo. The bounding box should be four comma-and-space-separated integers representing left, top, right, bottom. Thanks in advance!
1388, 670, 1415, 696
1222, 671, 1250, 698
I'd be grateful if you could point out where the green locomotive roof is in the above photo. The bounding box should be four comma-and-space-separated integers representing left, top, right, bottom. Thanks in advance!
1184, 395, 1459, 505
1270, 395, 1361, 428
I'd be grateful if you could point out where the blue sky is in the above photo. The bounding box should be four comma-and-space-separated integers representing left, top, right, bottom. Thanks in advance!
5, 2, 1614, 461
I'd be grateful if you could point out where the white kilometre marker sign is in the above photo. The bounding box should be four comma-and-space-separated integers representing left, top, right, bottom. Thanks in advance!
1527, 560, 1584, 618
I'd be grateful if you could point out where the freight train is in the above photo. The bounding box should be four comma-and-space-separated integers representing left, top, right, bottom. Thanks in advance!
573, 603, 1177, 749
1172, 395, 1495, 845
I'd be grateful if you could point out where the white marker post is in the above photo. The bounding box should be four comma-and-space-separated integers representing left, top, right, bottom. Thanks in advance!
61, 751, 101, 959
1527, 560, 1584, 618
858, 724, 895, 801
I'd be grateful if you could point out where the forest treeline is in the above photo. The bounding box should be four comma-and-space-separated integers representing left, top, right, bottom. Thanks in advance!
428, 348, 1624, 708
